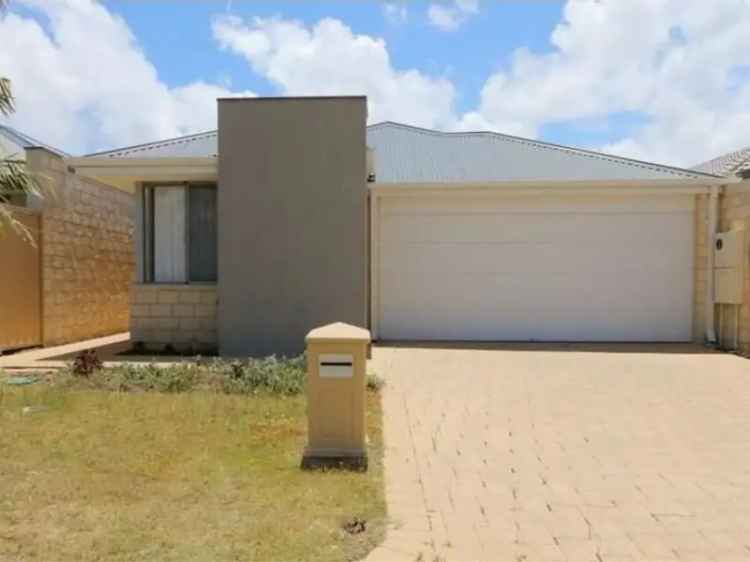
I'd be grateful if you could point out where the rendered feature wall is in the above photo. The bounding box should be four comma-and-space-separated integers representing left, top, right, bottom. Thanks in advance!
217, 97, 367, 356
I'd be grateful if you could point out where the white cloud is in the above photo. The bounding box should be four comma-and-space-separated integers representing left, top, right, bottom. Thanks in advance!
383, 3, 408, 25
4, 0, 750, 167
0, 0, 254, 154
212, 15, 457, 129
428, 0, 479, 32
460, 0, 750, 166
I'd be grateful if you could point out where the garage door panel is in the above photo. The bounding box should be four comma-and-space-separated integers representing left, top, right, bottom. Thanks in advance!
382, 270, 691, 313
382, 235, 691, 276
380, 275, 692, 341
379, 210, 691, 246
376, 193, 694, 342
381, 194, 695, 215
381, 290, 690, 341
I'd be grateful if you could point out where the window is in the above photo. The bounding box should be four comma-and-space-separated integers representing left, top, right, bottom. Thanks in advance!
143, 184, 217, 283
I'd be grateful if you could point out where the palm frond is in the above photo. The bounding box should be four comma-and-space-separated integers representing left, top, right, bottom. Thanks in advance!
0, 78, 14, 117
0, 159, 41, 197
0, 159, 43, 245
0, 1, 45, 244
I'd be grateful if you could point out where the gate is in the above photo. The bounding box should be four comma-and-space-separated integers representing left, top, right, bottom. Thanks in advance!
0, 208, 42, 351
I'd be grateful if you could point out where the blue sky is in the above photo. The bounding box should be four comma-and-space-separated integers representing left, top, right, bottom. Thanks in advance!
103, 1, 564, 117
2, 0, 750, 165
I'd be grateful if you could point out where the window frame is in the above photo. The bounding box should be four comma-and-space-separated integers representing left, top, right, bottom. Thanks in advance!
142, 181, 217, 285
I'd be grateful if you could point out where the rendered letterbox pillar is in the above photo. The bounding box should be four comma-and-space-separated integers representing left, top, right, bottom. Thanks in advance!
303, 322, 371, 469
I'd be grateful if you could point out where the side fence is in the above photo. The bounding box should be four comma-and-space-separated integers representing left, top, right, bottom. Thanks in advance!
0, 206, 42, 352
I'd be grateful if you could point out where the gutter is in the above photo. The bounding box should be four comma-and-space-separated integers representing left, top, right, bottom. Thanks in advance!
65, 157, 217, 174
370, 179, 725, 196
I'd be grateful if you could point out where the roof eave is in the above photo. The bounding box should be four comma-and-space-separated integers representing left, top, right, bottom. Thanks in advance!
65, 157, 218, 193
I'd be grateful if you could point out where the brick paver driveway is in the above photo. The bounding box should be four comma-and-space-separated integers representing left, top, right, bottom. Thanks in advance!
365, 344, 750, 562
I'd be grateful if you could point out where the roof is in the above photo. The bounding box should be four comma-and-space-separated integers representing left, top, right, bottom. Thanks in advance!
367, 122, 716, 182
692, 147, 750, 178
83, 121, 718, 183
0, 124, 68, 157
86, 130, 219, 159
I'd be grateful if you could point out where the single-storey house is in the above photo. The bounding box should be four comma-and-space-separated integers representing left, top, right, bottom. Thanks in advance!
0, 125, 134, 352
66, 96, 748, 357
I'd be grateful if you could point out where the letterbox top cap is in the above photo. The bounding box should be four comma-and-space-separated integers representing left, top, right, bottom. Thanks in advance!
306, 322, 371, 343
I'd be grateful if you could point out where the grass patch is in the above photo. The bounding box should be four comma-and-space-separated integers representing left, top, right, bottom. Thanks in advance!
0, 367, 385, 561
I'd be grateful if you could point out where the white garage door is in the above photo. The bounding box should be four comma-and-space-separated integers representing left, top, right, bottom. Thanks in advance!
375, 193, 694, 341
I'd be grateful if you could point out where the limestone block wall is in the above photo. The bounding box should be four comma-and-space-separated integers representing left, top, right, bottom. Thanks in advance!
693, 185, 750, 353
130, 284, 218, 352
715, 186, 750, 352
26, 149, 134, 346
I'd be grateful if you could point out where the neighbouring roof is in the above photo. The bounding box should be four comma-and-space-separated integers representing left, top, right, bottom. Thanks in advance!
84, 121, 718, 183
692, 147, 750, 178
0, 124, 68, 158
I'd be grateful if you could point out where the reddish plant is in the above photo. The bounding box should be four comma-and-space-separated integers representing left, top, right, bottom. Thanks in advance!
72, 349, 103, 377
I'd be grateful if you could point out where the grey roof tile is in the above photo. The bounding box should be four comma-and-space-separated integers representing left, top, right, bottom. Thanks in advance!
692, 147, 750, 177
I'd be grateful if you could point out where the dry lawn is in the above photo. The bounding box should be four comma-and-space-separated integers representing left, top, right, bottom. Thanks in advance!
0, 384, 385, 562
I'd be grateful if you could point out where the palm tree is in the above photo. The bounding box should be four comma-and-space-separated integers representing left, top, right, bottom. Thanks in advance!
0, 0, 42, 242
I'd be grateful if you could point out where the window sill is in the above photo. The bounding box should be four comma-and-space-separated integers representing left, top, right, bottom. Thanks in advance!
134, 282, 217, 289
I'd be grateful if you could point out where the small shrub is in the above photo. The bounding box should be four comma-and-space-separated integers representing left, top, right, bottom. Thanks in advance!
366, 373, 385, 392
72, 350, 103, 377
219, 355, 307, 396
342, 517, 367, 535
58, 355, 307, 396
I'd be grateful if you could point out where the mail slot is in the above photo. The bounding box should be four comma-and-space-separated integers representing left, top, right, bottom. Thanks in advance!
302, 322, 371, 470
319, 354, 354, 378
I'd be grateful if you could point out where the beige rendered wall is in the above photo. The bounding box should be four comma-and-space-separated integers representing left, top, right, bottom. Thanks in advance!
26, 149, 134, 346
130, 284, 217, 352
